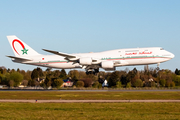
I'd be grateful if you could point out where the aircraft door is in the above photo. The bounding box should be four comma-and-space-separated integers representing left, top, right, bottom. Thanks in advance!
119, 51, 125, 60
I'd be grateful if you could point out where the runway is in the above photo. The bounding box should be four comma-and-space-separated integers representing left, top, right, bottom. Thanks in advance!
1, 89, 180, 92
0, 100, 180, 103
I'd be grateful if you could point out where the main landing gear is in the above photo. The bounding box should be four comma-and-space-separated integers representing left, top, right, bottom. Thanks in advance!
86, 69, 99, 75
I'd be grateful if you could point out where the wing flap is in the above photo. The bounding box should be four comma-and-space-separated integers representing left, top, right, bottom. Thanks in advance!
42, 49, 79, 60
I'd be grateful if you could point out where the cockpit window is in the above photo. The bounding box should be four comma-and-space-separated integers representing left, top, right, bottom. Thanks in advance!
160, 48, 164, 50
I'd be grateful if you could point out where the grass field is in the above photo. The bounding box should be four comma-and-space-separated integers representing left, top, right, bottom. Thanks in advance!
0, 91, 180, 119
0, 102, 180, 120
0, 91, 180, 100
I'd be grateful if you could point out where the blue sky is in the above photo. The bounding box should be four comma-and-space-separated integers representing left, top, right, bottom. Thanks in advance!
0, 0, 180, 72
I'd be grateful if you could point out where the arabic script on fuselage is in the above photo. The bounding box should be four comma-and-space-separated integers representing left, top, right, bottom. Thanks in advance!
125, 51, 152, 55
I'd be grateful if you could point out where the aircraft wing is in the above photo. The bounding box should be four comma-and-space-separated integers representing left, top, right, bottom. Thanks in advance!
6, 56, 32, 61
42, 49, 79, 60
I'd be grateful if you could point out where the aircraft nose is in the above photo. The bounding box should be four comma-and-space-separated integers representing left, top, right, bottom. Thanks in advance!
171, 53, 175, 58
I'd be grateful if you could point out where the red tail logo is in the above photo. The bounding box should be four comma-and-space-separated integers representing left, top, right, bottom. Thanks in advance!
12, 39, 28, 55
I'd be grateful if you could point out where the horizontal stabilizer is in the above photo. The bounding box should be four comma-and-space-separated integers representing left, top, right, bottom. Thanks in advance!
6, 56, 32, 61
42, 49, 78, 60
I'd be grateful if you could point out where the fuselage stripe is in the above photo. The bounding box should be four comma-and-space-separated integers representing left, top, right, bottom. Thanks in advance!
31, 56, 171, 65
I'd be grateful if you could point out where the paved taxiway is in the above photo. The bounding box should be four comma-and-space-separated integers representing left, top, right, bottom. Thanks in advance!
0, 100, 180, 103
1, 89, 180, 92
1, 89, 179, 103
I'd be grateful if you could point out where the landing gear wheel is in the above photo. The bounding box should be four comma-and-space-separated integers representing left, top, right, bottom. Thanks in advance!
93, 69, 99, 75
86, 69, 99, 75
86, 71, 89, 75
86, 71, 93, 75
156, 67, 160, 71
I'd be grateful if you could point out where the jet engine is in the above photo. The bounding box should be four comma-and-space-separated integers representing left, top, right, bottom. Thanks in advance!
79, 57, 92, 65
101, 61, 114, 69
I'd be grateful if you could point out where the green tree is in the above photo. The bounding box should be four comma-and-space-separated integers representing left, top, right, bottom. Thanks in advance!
40, 82, 46, 88
53, 78, 63, 88
0, 67, 7, 74
150, 81, 156, 87
98, 83, 102, 89
59, 69, 67, 79
170, 81, 175, 87
76, 81, 84, 87
44, 75, 52, 88
116, 81, 122, 88
126, 82, 131, 88
31, 67, 44, 80
92, 81, 99, 88
28, 79, 36, 86
23, 70, 32, 81
159, 79, 166, 87
10, 69, 15, 73
9, 72, 23, 87
37, 67, 44, 76
120, 74, 127, 85
9, 80, 14, 87
53, 70, 61, 78
108, 71, 120, 87
133, 79, 143, 87
173, 76, 180, 86
126, 70, 136, 85
175, 68, 180, 75
0, 68, 3, 74
68, 70, 79, 80
72, 75, 78, 83
133, 68, 138, 75
166, 81, 171, 87
31, 69, 38, 80
0, 73, 3, 84
45, 68, 51, 75
17, 68, 20, 73
2, 73, 10, 85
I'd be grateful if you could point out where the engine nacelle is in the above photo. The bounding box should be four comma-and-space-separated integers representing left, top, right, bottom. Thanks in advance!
79, 57, 92, 65
101, 61, 114, 69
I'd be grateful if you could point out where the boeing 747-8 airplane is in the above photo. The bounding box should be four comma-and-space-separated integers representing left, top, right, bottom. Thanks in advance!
7, 36, 174, 74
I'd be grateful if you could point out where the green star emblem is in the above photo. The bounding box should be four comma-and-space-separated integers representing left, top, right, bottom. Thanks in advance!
21, 48, 28, 55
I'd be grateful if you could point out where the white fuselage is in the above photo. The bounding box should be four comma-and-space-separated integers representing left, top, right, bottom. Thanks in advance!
13, 47, 174, 70
7, 35, 174, 73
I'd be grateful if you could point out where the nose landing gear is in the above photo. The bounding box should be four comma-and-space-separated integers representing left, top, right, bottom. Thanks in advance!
156, 63, 160, 71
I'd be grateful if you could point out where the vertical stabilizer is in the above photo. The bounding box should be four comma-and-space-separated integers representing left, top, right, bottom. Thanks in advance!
7, 35, 40, 57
